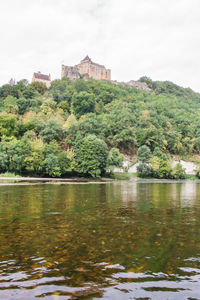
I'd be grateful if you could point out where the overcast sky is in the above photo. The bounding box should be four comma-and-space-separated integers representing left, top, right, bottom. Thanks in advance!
0, 0, 200, 91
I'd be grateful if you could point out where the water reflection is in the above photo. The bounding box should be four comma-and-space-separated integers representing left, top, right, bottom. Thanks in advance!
0, 182, 200, 299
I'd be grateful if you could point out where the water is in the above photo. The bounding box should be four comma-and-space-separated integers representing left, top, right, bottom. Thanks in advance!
0, 181, 200, 299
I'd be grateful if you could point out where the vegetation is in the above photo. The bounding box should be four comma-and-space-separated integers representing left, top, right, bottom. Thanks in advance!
0, 76, 199, 178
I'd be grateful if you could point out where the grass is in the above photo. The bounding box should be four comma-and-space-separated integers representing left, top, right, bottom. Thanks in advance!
185, 174, 199, 180
112, 172, 138, 180
0, 172, 22, 178
112, 172, 200, 181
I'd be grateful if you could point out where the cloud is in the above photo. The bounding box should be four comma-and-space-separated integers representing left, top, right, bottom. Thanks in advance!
0, 0, 200, 92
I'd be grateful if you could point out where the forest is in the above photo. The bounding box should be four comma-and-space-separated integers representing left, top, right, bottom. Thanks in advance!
0, 76, 200, 178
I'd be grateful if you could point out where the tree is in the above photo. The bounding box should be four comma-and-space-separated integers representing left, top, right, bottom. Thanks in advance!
29, 81, 47, 95
16, 97, 30, 115
74, 134, 108, 177
107, 148, 123, 172
72, 91, 96, 119
0, 113, 18, 137
137, 145, 151, 163
41, 154, 61, 177
3, 96, 18, 113
151, 156, 172, 179
40, 119, 64, 143
137, 163, 153, 178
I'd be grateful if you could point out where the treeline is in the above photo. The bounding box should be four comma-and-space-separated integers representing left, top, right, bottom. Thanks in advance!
0, 77, 200, 177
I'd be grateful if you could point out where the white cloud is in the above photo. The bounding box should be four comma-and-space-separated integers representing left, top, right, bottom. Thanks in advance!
0, 0, 200, 92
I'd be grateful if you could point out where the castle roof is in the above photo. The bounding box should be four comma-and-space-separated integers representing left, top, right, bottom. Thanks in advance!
82, 55, 91, 62
33, 72, 51, 81
80, 56, 105, 68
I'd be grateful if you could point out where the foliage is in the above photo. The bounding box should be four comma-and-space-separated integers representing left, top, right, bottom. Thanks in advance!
40, 119, 64, 143
0, 76, 200, 177
196, 167, 200, 179
107, 148, 124, 172
0, 113, 18, 137
137, 145, 151, 163
41, 154, 61, 177
172, 163, 186, 179
72, 91, 96, 118
74, 135, 108, 177
150, 156, 173, 179
137, 162, 153, 178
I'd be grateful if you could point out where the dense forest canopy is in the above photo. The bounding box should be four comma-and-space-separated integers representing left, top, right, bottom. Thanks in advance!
0, 77, 200, 177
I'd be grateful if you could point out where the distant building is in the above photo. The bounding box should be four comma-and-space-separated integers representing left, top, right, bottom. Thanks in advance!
32, 71, 51, 88
61, 56, 111, 81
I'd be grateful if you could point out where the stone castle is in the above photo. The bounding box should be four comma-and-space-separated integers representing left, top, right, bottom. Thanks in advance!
61, 55, 111, 81
32, 56, 151, 92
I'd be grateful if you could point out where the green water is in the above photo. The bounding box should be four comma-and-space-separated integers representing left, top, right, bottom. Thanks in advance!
0, 181, 200, 299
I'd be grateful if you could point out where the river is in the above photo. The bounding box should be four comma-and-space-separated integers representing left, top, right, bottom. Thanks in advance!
0, 181, 200, 299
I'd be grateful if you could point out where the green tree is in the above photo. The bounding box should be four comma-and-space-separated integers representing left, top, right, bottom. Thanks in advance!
41, 154, 61, 177
137, 145, 151, 163
137, 163, 153, 178
40, 119, 64, 143
151, 156, 172, 179
0, 113, 18, 137
29, 81, 47, 95
107, 148, 123, 172
72, 91, 96, 119
74, 134, 108, 177
16, 97, 30, 115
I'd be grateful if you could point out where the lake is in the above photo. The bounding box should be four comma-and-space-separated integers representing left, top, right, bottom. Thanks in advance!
0, 181, 200, 299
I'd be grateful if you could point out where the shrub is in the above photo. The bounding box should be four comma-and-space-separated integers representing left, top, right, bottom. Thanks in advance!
107, 148, 123, 172
151, 156, 172, 179
137, 163, 153, 178
172, 163, 186, 179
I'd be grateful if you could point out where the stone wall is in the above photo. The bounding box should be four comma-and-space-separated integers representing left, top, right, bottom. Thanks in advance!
61, 65, 80, 79
61, 56, 111, 81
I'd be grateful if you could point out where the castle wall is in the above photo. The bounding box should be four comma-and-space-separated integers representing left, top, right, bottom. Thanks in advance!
61, 57, 111, 81
61, 65, 80, 79
76, 61, 111, 80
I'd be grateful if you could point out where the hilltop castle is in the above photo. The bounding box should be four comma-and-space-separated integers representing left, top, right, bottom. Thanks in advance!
31, 56, 151, 92
61, 55, 111, 81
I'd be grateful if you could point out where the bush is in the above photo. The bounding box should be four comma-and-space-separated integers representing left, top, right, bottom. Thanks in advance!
151, 156, 172, 179
137, 162, 153, 178
196, 167, 200, 179
172, 163, 186, 179
107, 148, 123, 172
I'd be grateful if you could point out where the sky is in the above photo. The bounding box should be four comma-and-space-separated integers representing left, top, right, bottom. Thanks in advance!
0, 0, 200, 92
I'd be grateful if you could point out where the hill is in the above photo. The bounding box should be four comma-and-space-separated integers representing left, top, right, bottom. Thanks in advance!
0, 77, 199, 177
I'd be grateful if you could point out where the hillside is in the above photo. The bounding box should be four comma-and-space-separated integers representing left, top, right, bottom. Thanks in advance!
0, 77, 200, 177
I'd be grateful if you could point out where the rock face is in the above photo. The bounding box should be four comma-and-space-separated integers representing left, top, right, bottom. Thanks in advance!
172, 160, 197, 175
61, 65, 80, 79
114, 160, 197, 175
126, 80, 152, 92
111, 80, 152, 92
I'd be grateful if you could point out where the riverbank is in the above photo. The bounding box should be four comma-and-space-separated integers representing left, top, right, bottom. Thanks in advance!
0, 175, 200, 186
